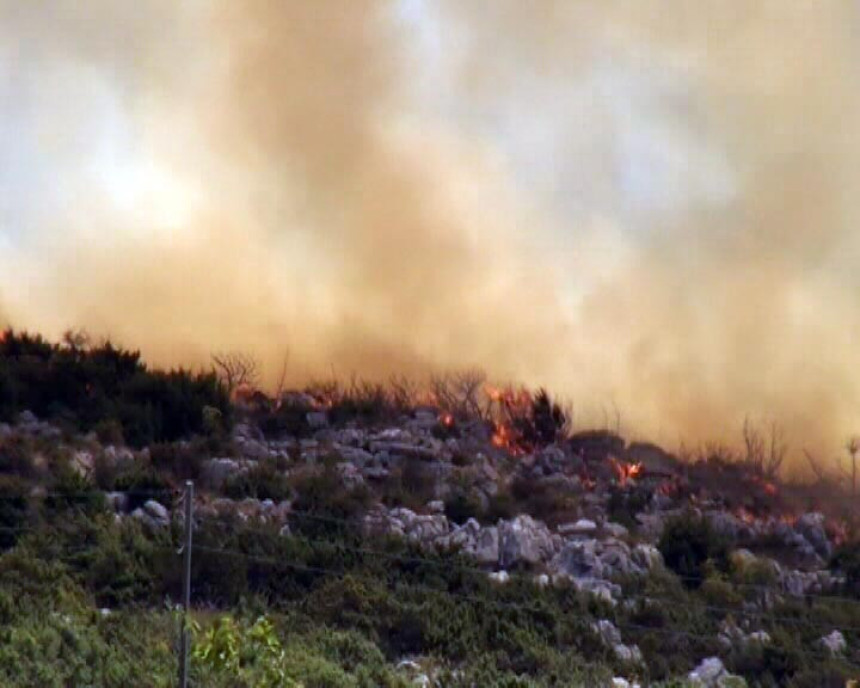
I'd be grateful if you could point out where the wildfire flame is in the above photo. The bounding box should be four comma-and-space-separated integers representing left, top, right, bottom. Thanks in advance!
440, 413, 454, 428
609, 457, 643, 486
748, 474, 779, 497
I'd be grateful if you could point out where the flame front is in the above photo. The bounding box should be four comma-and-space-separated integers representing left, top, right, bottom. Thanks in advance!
609, 457, 643, 487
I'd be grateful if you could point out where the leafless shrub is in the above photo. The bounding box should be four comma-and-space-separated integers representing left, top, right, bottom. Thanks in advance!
430, 368, 488, 420
804, 448, 835, 485
61, 328, 91, 352
742, 417, 787, 479
212, 352, 260, 394
389, 375, 419, 413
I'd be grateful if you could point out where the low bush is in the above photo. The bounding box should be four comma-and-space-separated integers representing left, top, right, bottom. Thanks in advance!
0, 329, 231, 447
0, 476, 30, 550
149, 440, 206, 481
224, 462, 293, 503
658, 511, 729, 588
444, 490, 483, 525
0, 435, 36, 478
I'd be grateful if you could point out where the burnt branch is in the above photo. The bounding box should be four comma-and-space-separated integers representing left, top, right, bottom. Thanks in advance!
212, 351, 260, 393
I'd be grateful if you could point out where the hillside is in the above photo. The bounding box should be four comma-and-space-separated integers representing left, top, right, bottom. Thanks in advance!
0, 330, 859, 687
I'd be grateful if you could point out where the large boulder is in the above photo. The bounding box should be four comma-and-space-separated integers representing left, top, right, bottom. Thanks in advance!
631, 544, 663, 571
447, 519, 500, 565
687, 657, 727, 687
553, 540, 605, 579
202, 458, 242, 489
132, 499, 170, 529
498, 515, 556, 567
820, 630, 847, 656
795, 512, 832, 560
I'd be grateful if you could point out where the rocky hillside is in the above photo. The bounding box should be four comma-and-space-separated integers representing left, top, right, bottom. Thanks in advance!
1, 332, 859, 686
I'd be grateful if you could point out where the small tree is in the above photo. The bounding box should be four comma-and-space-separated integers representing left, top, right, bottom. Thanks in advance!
742, 417, 786, 479
212, 352, 260, 395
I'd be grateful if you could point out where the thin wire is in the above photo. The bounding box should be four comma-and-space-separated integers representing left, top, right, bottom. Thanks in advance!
193, 510, 860, 608
187, 531, 860, 636
0, 487, 177, 501
184, 542, 860, 670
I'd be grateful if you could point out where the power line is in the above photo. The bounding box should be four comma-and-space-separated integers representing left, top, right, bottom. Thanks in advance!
185, 541, 860, 671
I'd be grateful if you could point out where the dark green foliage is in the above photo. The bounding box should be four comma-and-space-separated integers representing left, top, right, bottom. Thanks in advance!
607, 485, 651, 530
260, 397, 312, 438
290, 466, 372, 539
443, 490, 483, 525
509, 475, 576, 525
484, 489, 517, 523
0, 435, 36, 478
0, 328, 231, 447
527, 389, 567, 445
831, 541, 860, 597
380, 460, 437, 512
224, 461, 293, 503
149, 440, 206, 481
110, 461, 173, 510
0, 476, 29, 550
658, 511, 729, 588
44, 467, 107, 517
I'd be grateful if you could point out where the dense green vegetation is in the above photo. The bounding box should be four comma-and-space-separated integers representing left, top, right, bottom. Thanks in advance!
0, 329, 230, 447
0, 484, 857, 687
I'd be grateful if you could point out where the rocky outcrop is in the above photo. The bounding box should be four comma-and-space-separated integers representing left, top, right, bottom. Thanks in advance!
498, 515, 558, 568
820, 630, 847, 656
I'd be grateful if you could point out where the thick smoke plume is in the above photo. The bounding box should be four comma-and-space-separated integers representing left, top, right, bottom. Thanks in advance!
1, 1, 859, 465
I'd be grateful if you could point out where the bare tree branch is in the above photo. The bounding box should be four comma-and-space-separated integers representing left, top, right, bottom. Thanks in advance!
212, 352, 260, 394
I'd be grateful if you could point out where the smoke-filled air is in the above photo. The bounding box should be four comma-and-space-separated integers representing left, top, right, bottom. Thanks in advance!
2, 1, 859, 464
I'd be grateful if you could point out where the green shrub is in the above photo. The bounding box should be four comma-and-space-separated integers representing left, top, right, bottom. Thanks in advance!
444, 490, 483, 525
0, 329, 231, 447
0, 476, 29, 550
0, 435, 36, 478
112, 463, 172, 511
92, 418, 125, 446
149, 441, 206, 481
831, 541, 860, 597
44, 468, 106, 517
658, 511, 729, 588
224, 462, 293, 503
607, 485, 651, 530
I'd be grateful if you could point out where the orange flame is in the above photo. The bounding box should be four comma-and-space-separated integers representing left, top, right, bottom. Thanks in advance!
609, 457, 643, 486
440, 413, 454, 427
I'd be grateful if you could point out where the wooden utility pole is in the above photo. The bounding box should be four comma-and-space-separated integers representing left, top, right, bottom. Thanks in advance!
179, 481, 194, 688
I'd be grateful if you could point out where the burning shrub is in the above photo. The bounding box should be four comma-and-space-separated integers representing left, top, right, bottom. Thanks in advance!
658, 511, 730, 589
487, 386, 568, 454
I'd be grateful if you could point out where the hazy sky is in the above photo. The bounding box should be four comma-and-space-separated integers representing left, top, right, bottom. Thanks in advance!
1, 1, 859, 462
